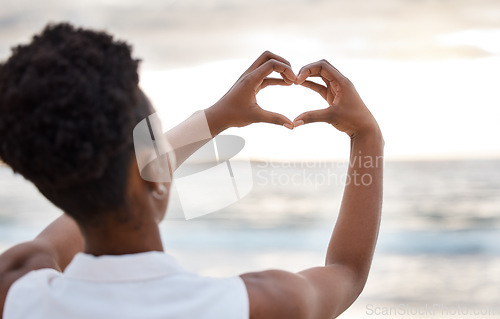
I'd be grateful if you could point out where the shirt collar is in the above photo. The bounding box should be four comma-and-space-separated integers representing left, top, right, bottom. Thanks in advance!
63, 251, 184, 283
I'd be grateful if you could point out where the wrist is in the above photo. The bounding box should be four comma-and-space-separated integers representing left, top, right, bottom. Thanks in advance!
351, 126, 384, 148
204, 104, 229, 137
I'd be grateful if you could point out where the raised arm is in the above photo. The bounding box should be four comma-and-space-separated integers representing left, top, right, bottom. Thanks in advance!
0, 51, 297, 318
241, 60, 384, 319
162, 51, 297, 172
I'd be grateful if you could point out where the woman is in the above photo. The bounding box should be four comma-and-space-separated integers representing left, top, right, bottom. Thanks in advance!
0, 23, 383, 319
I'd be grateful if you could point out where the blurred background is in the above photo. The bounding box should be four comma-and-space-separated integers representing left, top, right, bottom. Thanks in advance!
1, 0, 500, 317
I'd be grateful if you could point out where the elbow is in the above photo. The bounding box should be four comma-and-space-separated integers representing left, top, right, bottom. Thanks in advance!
351, 267, 372, 298
352, 276, 367, 299
336, 264, 370, 298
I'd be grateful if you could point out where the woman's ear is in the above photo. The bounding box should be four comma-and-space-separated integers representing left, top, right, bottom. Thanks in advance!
150, 182, 170, 223
151, 183, 169, 201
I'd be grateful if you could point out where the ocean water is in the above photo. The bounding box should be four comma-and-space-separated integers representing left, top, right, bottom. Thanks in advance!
1, 159, 500, 318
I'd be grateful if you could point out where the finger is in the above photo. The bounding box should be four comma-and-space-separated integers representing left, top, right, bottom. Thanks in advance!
248, 59, 297, 88
257, 78, 290, 92
279, 72, 294, 85
256, 108, 294, 129
299, 73, 332, 82
242, 51, 292, 77
300, 80, 328, 100
296, 60, 345, 85
298, 73, 335, 90
293, 108, 332, 127
319, 75, 332, 88
306, 78, 337, 104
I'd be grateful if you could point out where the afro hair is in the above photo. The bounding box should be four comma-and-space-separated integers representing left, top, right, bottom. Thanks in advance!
0, 23, 150, 223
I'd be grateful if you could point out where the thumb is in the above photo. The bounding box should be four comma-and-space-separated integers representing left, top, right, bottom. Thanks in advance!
257, 109, 294, 130
293, 108, 331, 127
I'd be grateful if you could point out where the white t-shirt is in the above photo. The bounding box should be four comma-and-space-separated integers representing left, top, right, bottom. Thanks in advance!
3, 251, 249, 319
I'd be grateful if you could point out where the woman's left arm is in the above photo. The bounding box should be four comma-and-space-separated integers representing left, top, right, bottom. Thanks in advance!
0, 214, 84, 318
163, 51, 296, 171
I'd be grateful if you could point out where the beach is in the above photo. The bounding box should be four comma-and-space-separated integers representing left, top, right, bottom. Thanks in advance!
1, 0, 500, 317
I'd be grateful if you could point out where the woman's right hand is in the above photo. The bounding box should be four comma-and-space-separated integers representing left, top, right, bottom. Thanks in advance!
293, 60, 381, 139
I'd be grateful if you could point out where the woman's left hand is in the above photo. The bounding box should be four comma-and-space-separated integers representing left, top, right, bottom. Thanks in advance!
205, 51, 297, 135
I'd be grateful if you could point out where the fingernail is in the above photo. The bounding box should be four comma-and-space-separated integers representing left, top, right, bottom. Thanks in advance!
295, 74, 305, 84
294, 120, 304, 127
283, 123, 293, 130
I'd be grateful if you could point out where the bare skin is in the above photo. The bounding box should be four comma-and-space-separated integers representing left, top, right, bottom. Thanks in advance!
0, 52, 383, 319
241, 59, 384, 319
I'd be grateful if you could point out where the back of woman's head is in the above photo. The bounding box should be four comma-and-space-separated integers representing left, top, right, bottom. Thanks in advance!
0, 23, 148, 224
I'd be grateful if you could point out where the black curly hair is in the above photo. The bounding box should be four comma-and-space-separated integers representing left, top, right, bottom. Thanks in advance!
0, 23, 152, 224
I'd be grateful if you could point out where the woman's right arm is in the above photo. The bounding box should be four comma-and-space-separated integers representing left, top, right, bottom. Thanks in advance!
241, 59, 384, 319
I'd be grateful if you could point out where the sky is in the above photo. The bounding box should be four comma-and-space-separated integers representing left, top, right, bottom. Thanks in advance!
1, 0, 499, 161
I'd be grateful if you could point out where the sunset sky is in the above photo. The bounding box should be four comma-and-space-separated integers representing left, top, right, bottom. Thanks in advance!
1, 0, 499, 160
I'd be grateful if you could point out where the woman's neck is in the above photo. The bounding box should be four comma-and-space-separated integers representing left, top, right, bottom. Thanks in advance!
81, 212, 164, 256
